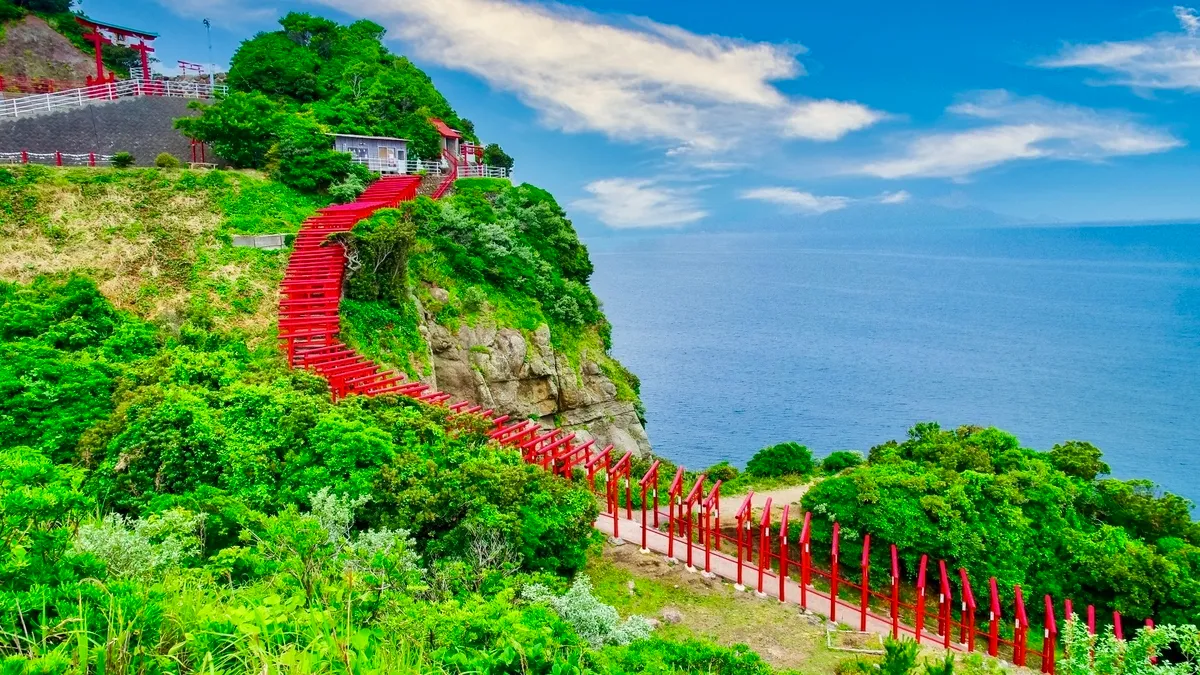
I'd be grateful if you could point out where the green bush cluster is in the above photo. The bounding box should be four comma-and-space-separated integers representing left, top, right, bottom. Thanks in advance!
0, 274, 759, 674
110, 151, 135, 168
416, 181, 600, 330
745, 442, 815, 478
176, 12, 481, 194
801, 422, 1200, 624
820, 450, 864, 474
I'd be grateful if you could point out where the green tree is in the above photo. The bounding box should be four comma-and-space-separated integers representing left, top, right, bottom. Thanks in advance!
345, 206, 418, 304
745, 441, 814, 478
265, 114, 361, 193
483, 143, 514, 169
176, 92, 285, 169
821, 450, 864, 474
1049, 440, 1110, 481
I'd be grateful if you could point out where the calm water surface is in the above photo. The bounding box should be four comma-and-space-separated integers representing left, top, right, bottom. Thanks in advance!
588, 224, 1200, 505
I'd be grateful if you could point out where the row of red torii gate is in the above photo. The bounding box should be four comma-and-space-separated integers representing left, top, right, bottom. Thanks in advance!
277, 176, 1149, 675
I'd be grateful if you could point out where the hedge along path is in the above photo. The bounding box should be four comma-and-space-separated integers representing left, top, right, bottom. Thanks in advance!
278, 176, 1133, 675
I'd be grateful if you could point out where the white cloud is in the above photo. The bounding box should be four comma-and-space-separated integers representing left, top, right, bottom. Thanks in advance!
739, 187, 851, 214
1038, 7, 1200, 90
879, 190, 911, 204
857, 90, 1180, 179
310, 0, 883, 154
153, 0, 277, 27
1176, 6, 1200, 37
573, 178, 707, 228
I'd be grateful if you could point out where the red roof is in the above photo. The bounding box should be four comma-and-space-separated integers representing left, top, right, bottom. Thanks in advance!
430, 118, 462, 139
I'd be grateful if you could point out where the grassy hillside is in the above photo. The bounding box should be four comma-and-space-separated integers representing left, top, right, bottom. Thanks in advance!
0, 163, 722, 674
0, 165, 323, 342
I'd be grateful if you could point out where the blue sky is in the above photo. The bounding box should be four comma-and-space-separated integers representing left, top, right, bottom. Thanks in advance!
76, 0, 1200, 233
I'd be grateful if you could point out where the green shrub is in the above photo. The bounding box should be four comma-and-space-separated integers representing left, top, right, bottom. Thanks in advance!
745, 442, 814, 478
881, 637, 920, 675
461, 285, 487, 313
523, 575, 652, 648
328, 174, 366, 203
0, 1, 24, 22
704, 461, 739, 483
483, 143, 514, 169
265, 114, 360, 193
821, 450, 864, 474
803, 422, 1200, 625
110, 151, 135, 168
154, 152, 181, 168
836, 657, 880, 675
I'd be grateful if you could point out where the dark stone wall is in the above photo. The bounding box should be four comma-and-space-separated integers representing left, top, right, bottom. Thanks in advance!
0, 97, 202, 165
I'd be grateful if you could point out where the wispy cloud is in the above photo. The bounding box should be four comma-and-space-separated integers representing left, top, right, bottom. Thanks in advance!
739, 187, 851, 214
1037, 6, 1200, 90
740, 187, 913, 214
573, 178, 707, 228
311, 0, 884, 155
1175, 5, 1200, 36
856, 90, 1181, 179
153, 0, 278, 27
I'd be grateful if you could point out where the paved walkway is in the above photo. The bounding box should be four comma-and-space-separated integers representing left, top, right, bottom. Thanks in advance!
595, 511, 962, 651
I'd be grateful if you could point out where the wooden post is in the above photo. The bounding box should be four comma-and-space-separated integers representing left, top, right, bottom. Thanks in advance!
915, 555, 928, 644
1043, 594, 1057, 675
757, 497, 773, 596
800, 512, 812, 608
890, 545, 900, 639
1015, 585, 1029, 667
778, 504, 790, 603
988, 577, 1001, 656
939, 560, 953, 650
830, 522, 841, 622
959, 568, 977, 652
860, 534, 871, 632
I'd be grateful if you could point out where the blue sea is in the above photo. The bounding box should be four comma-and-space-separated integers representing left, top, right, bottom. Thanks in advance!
587, 223, 1200, 506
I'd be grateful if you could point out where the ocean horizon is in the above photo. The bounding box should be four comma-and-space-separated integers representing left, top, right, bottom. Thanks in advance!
589, 221, 1200, 506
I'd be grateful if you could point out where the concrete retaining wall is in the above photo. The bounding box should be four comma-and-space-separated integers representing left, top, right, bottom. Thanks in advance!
0, 97, 202, 166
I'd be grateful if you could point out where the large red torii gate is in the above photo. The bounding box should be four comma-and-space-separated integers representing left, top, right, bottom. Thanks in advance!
74, 15, 159, 85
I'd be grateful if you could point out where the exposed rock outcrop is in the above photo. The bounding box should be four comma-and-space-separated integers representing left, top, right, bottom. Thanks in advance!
418, 308, 652, 458
0, 16, 93, 83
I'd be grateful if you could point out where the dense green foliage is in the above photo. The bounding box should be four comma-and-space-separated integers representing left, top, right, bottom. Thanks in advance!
0, 167, 730, 673
1061, 618, 1200, 674
745, 442, 815, 478
820, 450, 864, 474
801, 423, 1200, 625
0, 276, 713, 673
177, 13, 478, 193
484, 143, 515, 170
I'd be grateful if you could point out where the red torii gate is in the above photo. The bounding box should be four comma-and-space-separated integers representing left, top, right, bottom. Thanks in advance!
75, 15, 159, 85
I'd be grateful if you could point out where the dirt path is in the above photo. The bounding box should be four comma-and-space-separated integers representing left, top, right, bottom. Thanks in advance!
718, 483, 812, 516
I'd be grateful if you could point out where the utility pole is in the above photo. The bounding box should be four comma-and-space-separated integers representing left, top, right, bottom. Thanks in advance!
203, 19, 214, 88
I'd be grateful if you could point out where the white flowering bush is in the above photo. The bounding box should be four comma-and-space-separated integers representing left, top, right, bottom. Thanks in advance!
73, 508, 203, 580
1061, 616, 1200, 675
523, 575, 653, 648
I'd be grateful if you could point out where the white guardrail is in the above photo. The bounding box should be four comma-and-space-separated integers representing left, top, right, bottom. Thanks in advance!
349, 157, 510, 178
0, 151, 114, 166
0, 79, 228, 119
457, 164, 511, 179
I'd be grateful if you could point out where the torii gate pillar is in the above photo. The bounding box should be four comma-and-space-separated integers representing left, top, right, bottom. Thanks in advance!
132, 41, 154, 82
82, 28, 112, 85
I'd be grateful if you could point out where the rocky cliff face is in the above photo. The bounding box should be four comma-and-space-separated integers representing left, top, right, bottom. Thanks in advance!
416, 296, 651, 458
